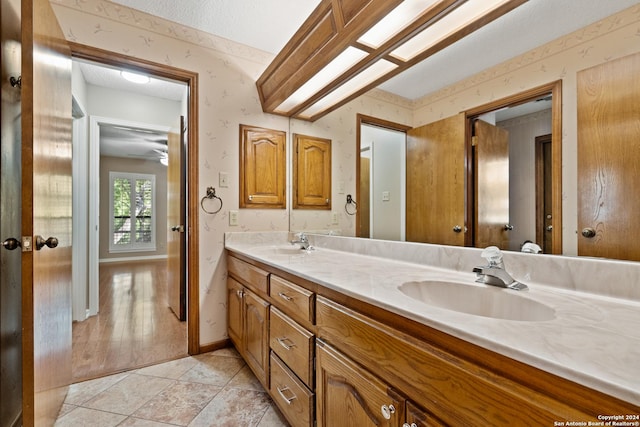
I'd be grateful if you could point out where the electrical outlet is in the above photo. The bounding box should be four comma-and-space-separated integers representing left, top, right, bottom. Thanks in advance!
382, 191, 390, 201
331, 211, 339, 225
219, 172, 229, 188
229, 210, 239, 226
338, 180, 345, 194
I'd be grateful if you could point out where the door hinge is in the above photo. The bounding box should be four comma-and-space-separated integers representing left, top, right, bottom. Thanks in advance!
471, 135, 478, 146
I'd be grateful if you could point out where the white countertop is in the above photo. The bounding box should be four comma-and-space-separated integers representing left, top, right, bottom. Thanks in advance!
225, 232, 640, 407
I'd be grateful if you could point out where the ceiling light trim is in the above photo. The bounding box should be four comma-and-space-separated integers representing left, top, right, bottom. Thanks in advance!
257, 0, 528, 121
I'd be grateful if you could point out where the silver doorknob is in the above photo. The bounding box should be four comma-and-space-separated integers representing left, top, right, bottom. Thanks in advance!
35, 235, 58, 250
171, 225, 185, 232
546, 225, 553, 232
453, 225, 462, 233
581, 227, 596, 238
504, 224, 514, 231
2, 237, 21, 250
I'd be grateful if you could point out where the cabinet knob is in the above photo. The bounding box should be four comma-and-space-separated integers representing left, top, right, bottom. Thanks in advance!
236, 289, 244, 298
403, 424, 418, 427
381, 404, 396, 420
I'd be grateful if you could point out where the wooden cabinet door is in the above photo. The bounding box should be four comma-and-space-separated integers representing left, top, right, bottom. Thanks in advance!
405, 401, 446, 427
316, 341, 403, 427
239, 124, 286, 208
243, 290, 270, 388
474, 119, 511, 250
577, 51, 640, 261
406, 113, 466, 246
227, 278, 244, 351
293, 134, 331, 209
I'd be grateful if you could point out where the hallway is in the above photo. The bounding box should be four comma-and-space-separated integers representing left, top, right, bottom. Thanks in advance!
72, 260, 187, 382
56, 349, 288, 426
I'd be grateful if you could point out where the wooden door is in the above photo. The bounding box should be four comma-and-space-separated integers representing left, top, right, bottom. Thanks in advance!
316, 341, 403, 427
21, 0, 73, 424
243, 290, 269, 388
293, 134, 331, 209
406, 113, 466, 245
359, 156, 370, 237
474, 120, 511, 249
535, 134, 553, 253
1, 0, 23, 423
577, 51, 640, 261
167, 120, 185, 320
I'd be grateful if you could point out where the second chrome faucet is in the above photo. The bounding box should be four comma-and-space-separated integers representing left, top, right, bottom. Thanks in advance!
473, 246, 528, 291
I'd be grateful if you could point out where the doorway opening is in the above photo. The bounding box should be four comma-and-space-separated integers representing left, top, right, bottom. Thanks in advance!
69, 43, 200, 381
356, 114, 411, 240
465, 80, 562, 254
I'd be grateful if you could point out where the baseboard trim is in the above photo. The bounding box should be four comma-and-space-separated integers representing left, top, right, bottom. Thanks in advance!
99, 255, 168, 264
199, 338, 231, 354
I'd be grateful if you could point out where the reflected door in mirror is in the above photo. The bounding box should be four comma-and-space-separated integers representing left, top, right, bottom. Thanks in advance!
578, 51, 640, 261
406, 113, 465, 246
474, 120, 510, 250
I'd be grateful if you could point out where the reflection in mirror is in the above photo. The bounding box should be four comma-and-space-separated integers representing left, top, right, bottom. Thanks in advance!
466, 81, 562, 254
356, 115, 411, 241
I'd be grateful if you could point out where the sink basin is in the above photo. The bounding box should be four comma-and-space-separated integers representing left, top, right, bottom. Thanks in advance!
399, 280, 555, 321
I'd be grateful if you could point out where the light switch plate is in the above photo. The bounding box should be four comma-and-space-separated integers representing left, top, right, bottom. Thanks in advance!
338, 180, 345, 194
229, 210, 238, 226
382, 191, 390, 201
219, 172, 229, 188
331, 211, 339, 225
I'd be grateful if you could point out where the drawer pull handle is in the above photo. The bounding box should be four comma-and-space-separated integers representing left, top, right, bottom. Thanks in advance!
277, 337, 296, 350
276, 385, 297, 405
278, 292, 292, 301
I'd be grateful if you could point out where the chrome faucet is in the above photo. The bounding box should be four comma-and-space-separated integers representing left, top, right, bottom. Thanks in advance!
290, 232, 310, 250
473, 246, 528, 291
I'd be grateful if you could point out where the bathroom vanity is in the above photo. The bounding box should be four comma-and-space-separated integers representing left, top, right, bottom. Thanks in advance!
225, 232, 640, 427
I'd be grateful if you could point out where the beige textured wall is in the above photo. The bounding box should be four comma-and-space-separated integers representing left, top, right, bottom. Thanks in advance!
50, 0, 413, 346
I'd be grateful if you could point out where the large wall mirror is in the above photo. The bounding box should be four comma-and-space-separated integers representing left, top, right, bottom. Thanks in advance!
356, 81, 562, 255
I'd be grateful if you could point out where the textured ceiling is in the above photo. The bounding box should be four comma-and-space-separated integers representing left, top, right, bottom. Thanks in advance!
106, 0, 639, 101
109, 0, 322, 54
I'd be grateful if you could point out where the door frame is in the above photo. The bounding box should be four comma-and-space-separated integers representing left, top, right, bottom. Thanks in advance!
70, 42, 200, 354
355, 114, 411, 238
464, 80, 563, 254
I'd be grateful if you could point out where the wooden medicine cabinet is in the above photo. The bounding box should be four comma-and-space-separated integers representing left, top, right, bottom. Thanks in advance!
239, 124, 286, 209
293, 133, 331, 210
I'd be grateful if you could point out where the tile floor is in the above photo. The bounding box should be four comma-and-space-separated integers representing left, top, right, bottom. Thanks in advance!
56, 348, 289, 427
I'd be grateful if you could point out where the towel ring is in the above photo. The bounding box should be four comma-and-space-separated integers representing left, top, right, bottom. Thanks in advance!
201, 187, 223, 214
345, 194, 357, 216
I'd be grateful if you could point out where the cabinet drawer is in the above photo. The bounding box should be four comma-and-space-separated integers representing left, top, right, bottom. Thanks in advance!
270, 307, 314, 387
270, 352, 314, 427
270, 274, 314, 324
228, 256, 269, 294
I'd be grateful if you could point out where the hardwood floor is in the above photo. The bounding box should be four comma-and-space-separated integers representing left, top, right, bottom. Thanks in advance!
72, 260, 187, 382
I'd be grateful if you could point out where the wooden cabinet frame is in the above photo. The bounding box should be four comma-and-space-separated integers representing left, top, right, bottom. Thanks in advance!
293, 133, 331, 210
239, 124, 286, 209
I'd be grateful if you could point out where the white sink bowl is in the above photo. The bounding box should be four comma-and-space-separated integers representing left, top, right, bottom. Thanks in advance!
399, 280, 555, 322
